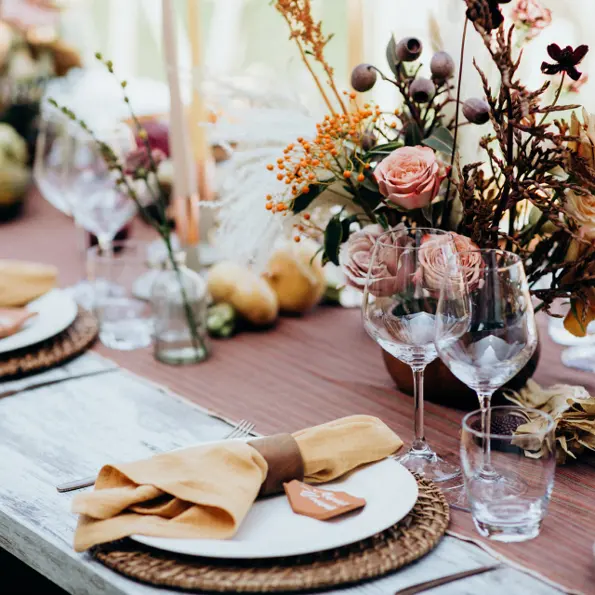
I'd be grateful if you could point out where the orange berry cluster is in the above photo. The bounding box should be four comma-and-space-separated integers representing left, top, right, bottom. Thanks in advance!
264, 100, 381, 218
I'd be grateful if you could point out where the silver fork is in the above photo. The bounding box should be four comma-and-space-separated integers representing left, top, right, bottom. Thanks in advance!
56, 419, 255, 493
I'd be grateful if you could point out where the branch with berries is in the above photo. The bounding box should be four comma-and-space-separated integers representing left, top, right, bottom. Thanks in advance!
262, 0, 595, 337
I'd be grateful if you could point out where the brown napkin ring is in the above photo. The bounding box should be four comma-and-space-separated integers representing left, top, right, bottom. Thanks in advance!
248, 434, 304, 496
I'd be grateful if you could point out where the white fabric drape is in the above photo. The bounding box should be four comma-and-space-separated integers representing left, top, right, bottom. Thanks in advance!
58, 1, 594, 106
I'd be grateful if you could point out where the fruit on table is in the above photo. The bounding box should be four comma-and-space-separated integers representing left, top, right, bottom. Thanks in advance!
206, 302, 236, 338
207, 261, 279, 326
0, 163, 29, 206
0, 260, 57, 307
0, 122, 31, 219
0, 122, 28, 166
264, 238, 326, 314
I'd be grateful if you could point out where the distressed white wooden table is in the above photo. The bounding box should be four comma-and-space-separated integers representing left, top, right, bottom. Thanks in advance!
0, 353, 567, 595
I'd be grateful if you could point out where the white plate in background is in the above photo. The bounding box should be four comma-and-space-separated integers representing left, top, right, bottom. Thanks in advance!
0, 289, 78, 354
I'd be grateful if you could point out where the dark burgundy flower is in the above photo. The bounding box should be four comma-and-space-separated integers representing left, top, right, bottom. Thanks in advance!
466, 0, 512, 32
541, 44, 589, 81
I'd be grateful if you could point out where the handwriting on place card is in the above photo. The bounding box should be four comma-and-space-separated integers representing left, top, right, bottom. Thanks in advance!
283, 480, 366, 520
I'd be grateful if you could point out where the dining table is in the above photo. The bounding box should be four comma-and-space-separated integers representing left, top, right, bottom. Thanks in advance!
0, 188, 594, 595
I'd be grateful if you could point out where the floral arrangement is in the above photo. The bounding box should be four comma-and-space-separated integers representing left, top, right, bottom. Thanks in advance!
265, 0, 595, 337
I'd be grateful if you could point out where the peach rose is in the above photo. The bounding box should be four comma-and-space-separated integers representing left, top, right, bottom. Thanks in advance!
339, 223, 411, 296
374, 146, 447, 210
417, 233, 482, 292
569, 108, 595, 168
565, 190, 595, 240
563, 240, 595, 337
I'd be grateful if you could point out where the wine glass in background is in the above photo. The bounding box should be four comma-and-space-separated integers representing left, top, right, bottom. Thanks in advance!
34, 105, 97, 305
436, 249, 538, 497
34, 105, 73, 216
65, 122, 138, 253
362, 227, 461, 482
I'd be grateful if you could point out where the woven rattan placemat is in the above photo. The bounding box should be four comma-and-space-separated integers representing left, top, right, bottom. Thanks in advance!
0, 308, 99, 379
93, 474, 449, 593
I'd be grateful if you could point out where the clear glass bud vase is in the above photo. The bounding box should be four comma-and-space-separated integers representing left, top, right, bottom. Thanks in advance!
151, 255, 210, 365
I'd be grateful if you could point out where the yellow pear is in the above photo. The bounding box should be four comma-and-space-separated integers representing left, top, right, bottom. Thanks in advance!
264, 239, 326, 314
207, 261, 278, 326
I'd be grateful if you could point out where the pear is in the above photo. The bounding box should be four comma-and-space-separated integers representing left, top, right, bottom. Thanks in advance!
207, 261, 278, 326
265, 239, 326, 314
0, 164, 29, 206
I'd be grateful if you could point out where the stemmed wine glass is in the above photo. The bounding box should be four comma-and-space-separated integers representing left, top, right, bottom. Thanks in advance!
34, 106, 73, 217
65, 122, 138, 253
435, 249, 538, 495
362, 227, 461, 482
35, 104, 96, 305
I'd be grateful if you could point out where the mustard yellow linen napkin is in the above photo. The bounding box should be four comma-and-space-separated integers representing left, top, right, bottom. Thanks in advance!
72, 415, 402, 551
0, 260, 57, 307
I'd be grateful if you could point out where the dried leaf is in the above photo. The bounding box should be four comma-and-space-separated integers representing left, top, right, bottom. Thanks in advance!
428, 13, 444, 53
505, 380, 595, 464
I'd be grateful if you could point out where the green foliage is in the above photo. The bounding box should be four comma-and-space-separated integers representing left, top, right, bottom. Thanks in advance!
291, 184, 323, 213
376, 212, 389, 229
362, 141, 401, 161
386, 36, 398, 77
423, 126, 454, 154
323, 214, 343, 266
404, 121, 423, 146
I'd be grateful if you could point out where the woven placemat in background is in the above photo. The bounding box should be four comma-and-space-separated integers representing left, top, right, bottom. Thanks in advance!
93, 475, 449, 593
0, 308, 99, 379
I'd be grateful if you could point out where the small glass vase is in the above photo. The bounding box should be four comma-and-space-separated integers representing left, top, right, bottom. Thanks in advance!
151, 256, 210, 365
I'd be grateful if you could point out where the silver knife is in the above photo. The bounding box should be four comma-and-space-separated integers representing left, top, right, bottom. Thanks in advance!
0, 368, 117, 400
395, 564, 501, 595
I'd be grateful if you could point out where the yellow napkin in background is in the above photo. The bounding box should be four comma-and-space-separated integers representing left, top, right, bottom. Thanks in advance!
73, 415, 402, 552
0, 260, 57, 307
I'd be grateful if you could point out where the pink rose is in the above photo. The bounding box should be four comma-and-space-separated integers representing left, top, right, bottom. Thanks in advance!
417, 233, 483, 292
374, 146, 447, 210
340, 223, 412, 296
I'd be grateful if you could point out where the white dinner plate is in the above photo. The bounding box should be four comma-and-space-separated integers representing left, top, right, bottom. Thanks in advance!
0, 289, 78, 354
132, 456, 418, 559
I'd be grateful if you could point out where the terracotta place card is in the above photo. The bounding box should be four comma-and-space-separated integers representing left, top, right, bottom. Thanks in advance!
0, 308, 36, 339
284, 480, 366, 521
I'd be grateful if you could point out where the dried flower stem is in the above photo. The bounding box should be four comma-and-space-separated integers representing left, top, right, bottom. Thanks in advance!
279, 13, 336, 115
275, 0, 346, 114
442, 16, 469, 228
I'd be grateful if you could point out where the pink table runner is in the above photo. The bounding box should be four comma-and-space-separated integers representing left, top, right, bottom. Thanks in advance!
3, 190, 595, 593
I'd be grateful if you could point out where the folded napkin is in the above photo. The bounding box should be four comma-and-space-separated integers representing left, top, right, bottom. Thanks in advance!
0, 260, 57, 307
73, 415, 402, 551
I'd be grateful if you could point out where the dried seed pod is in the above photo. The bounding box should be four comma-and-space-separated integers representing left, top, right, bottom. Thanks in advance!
430, 51, 455, 81
361, 131, 377, 151
409, 78, 435, 103
395, 37, 423, 62
350, 64, 377, 92
462, 98, 490, 125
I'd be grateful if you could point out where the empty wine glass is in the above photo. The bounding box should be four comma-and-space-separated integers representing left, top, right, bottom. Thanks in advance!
65, 123, 138, 252
35, 105, 98, 306
362, 227, 461, 482
436, 249, 538, 500
34, 105, 73, 216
